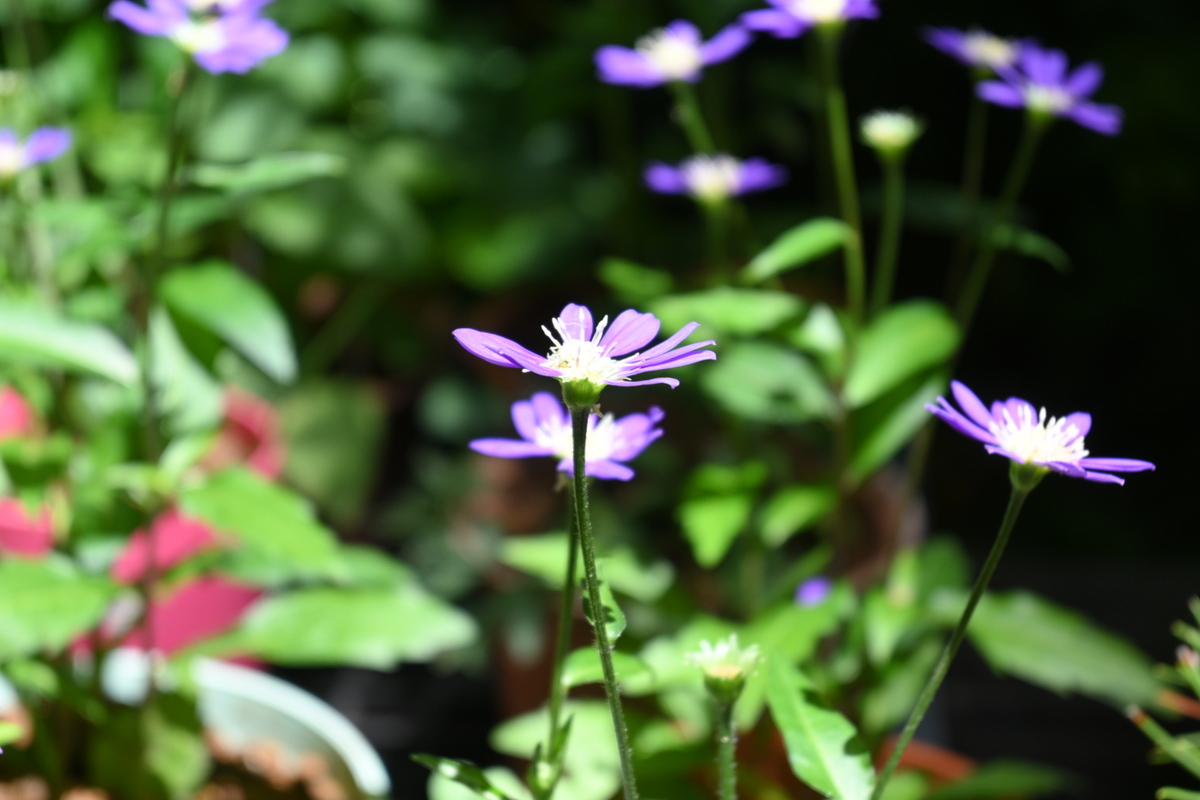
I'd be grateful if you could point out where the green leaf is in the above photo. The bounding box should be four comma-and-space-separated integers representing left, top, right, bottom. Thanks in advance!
414, 755, 520, 800
850, 372, 946, 482
679, 493, 754, 567
701, 341, 835, 425
925, 760, 1072, 800
0, 721, 22, 746
560, 647, 652, 690
160, 261, 296, 383
844, 301, 959, 408
179, 468, 340, 585
933, 589, 1161, 706
742, 218, 850, 283
861, 638, 942, 734
498, 534, 674, 602
597, 258, 674, 304
142, 692, 209, 800
148, 307, 223, 435
651, 287, 804, 337
333, 544, 416, 589
0, 300, 139, 386
759, 484, 836, 547
863, 587, 915, 667
491, 702, 619, 800
992, 224, 1071, 274
878, 772, 929, 800
189, 151, 346, 194
580, 561, 626, 643
766, 659, 874, 800
0, 557, 117, 661
216, 586, 477, 668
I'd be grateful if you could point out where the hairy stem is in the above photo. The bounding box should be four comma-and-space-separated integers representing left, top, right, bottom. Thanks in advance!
715, 699, 738, 800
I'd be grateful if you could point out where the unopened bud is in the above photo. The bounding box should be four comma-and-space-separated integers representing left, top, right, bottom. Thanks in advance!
687, 635, 760, 705
860, 110, 924, 161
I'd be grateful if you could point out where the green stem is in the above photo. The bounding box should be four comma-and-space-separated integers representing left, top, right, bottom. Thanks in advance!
569, 405, 640, 800
946, 87, 990, 290
813, 24, 866, 323
702, 198, 730, 284
869, 156, 906, 318
952, 119, 1046, 333
670, 81, 716, 154
715, 699, 737, 800
870, 481, 1033, 800
539, 484, 581, 798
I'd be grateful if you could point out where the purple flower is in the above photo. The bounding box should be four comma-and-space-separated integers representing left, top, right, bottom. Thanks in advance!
453, 304, 717, 396
796, 576, 833, 606
107, 0, 287, 74
977, 43, 1122, 135
927, 381, 1154, 485
470, 392, 665, 481
0, 128, 72, 178
645, 154, 787, 202
923, 27, 1024, 73
742, 0, 878, 39
595, 20, 751, 88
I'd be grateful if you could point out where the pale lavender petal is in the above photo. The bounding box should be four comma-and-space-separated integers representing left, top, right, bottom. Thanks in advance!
610, 376, 680, 388
632, 346, 717, 373
663, 19, 702, 47
923, 27, 967, 62
452, 329, 556, 375
983, 445, 1024, 464
951, 381, 996, 429
1064, 61, 1104, 98
1021, 45, 1067, 85
734, 158, 787, 194
0, 130, 16, 148
585, 460, 636, 481
700, 24, 752, 65
601, 310, 661, 357
107, 0, 179, 35
530, 392, 566, 430
606, 408, 665, 460
796, 576, 832, 606
637, 321, 702, 361
194, 15, 288, 74
1003, 397, 1037, 425
1082, 471, 1124, 485
1076, 457, 1155, 472
470, 438, 556, 458
511, 399, 539, 442
977, 81, 1024, 108
644, 162, 689, 194
928, 403, 995, 445
1047, 460, 1087, 477
740, 9, 807, 38
22, 128, 71, 165
1061, 412, 1091, 441
1067, 102, 1122, 135
844, 0, 879, 19
557, 304, 593, 342
595, 46, 663, 87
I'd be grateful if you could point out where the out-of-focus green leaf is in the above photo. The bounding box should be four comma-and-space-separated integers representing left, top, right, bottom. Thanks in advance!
415, 755, 521, 800
0, 300, 138, 386
992, 224, 1071, 274
161, 260, 296, 383
89, 691, 209, 800
491, 702, 619, 800
179, 468, 340, 585
759, 484, 836, 547
597, 258, 674, 304
498, 534, 674, 603
581, 561, 626, 643
789, 303, 847, 379
742, 218, 850, 283
560, 648, 652, 690
279, 380, 386, 526
148, 307, 223, 435
334, 544, 415, 589
428, 765, 531, 800
679, 493, 754, 568
189, 152, 346, 194
701, 341, 835, 425
850, 372, 946, 482
214, 586, 477, 668
766, 659, 874, 800
651, 288, 804, 337
845, 301, 959, 408
257, 35, 346, 110
879, 771, 929, 800
861, 637, 941, 734
0, 556, 117, 661
925, 760, 1072, 800
932, 589, 1161, 706
0, 721, 23, 746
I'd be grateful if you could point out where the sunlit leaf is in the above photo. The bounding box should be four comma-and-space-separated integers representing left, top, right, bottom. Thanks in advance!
189, 152, 346, 194
651, 287, 804, 337
742, 218, 850, 283
845, 301, 959, 408
702, 341, 835, 425
0, 300, 138, 386
0, 556, 117, 661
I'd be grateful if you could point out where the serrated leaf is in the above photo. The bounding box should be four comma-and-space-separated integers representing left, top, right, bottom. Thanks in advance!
160, 261, 296, 383
845, 301, 959, 408
742, 218, 850, 283
760, 484, 836, 547
0, 556, 118, 661
560, 647, 652, 690
702, 341, 835, 425
0, 300, 139, 386
766, 658, 874, 800
189, 152, 346, 194
651, 287, 804, 337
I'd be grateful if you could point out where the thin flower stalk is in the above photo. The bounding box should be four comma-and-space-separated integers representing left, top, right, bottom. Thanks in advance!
947, 89, 991, 289
869, 155, 905, 317
668, 80, 716, 154
715, 699, 737, 800
569, 407, 639, 800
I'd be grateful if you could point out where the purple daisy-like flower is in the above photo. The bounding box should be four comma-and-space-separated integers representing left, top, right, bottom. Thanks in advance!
645, 154, 787, 202
927, 381, 1154, 485
595, 20, 751, 88
923, 27, 1024, 73
107, 0, 287, 74
453, 303, 716, 395
0, 127, 72, 178
976, 43, 1122, 135
470, 392, 665, 481
741, 0, 878, 39
795, 576, 833, 606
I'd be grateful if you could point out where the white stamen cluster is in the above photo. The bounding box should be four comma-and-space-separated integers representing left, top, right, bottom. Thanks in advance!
0, 141, 24, 177
860, 110, 922, 152
988, 404, 1088, 465
536, 409, 621, 463
1024, 85, 1075, 115
682, 155, 742, 202
687, 635, 760, 681
172, 18, 225, 54
636, 28, 703, 81
787, 0, 850, 23
963, 32, 1019, 70
541, 314, 623, 386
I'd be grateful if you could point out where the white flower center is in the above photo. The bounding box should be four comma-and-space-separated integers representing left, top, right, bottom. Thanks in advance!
0, 141, 24, 177
635, 28, 703, 81
683, 155, 741, 201
787, 0, 849, 23
1024, 85, 1074, 115
860, 111, 920, 150
963, 33, 1018, 70
541, 315, 623, 385
988, 404, 1088, 465
172, 19, 225, 54
538, 410, 619, 463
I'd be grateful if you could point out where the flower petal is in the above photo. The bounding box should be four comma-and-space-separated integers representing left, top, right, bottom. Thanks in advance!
1064, 61, 1104, 98
22, 128, 71, 166
611, 376, 680, 388
1082, 471, 1124, 485
511, 398, 539, 442
557, 303, 594, 342
1061, 412, 1091, 441
644, 162, 689, 194
735, 158, 788, 195
595, 46, 663, 87
1076, 457, 1155, 472
951, 381, 996, 429
700, 23, 752, 65
107, 0, 179, 35
470, 438, 556, 458
929, 402, 996, 445
585, 460, 636, 481
977, 80, 1025, 108
453, 329, 557, 375
1067, 102, 1123, 135
601, 310, 661, 357
740, 9, 807, 38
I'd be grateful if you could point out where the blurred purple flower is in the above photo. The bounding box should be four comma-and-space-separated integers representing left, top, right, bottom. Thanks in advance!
923, 27, 1024, 73
977, 43, 1122, 134
470, 392, 665, 481
927, 380, 1154, 485
742, 0, 878, 39
0, 127, 71, 178
595, 20, 751, 88
107, 0, 287, 74
796, 576, 833, 606
645, 154, 786, 202
453, 303, 716, 392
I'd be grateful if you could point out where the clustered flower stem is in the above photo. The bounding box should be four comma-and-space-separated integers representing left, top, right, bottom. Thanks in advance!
870, 475, 1036, 800
714, 699, 738, 800
813, 25, 867, 323
669, 81, 717, 154
569, 405, 640, 800
953, 118, 1047, 333
868, 154, 907, 318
